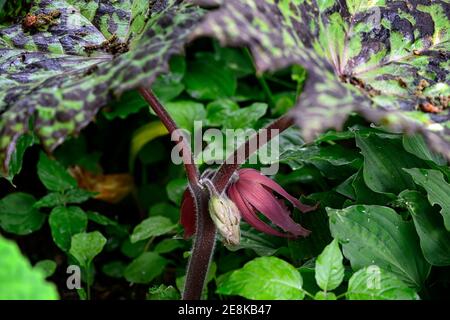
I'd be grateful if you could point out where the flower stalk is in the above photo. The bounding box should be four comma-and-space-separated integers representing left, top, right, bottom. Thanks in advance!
140, 86, 298, 300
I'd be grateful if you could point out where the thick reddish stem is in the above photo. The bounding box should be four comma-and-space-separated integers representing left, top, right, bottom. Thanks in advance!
139, 87, 199, 186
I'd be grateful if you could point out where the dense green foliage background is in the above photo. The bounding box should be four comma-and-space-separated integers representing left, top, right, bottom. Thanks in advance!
0, 0, 449, 300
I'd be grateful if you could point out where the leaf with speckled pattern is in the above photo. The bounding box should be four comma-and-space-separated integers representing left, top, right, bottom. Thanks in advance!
0, 0, 205, 177
193, 0, 450, 161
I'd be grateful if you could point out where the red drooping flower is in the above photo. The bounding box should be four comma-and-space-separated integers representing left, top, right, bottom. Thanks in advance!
180, 168, 316, 239
227, 168, 315, 237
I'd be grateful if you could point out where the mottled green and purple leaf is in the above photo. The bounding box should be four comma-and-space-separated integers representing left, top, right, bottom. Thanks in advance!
192, 0, 450, 159
0, 0, 205, 175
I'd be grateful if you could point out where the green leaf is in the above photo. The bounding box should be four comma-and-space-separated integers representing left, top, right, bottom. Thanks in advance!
214, 44, 254, 78
154, 239, 185, 254
103, 90, 147, 120
328, 205, 430, 288
34, 188, 94, 208
0, 235, 58, 300
49, 206, 88, 252
217, 257, 305, 300
147, 284, 180, 300
347, 266, 420, 300
356, 134, 427, 195
195, 0, 450, 160
0, 192, 45, 235
152, 55, 186, 103
351, 169, 394, 205
315, 239, 345, 291
400, 190, 450, 266
165, 101, 206, 133
6, 133, 35, 182
405, 168, 450, 231
279, 143, 362, 175
403, 134, 447, 166
314, 291, 337, 300
225, 224, 280, 256
0, 1, 206, 175
184, 52, 237, 100
34, 260, 57, 278
130, 216, 177, 243
69, 231, 107, 266
124, 252, 167, 284
86, 211, 127, 236
206, 100, 267, 129
37, 152, 77, 192
166, 178, 187, 206
102, 261, 126, 279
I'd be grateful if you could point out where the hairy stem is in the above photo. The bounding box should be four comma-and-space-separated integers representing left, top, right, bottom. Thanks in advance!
139, 87, 199, 185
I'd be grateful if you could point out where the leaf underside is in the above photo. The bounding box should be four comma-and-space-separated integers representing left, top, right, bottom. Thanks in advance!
1, 0, 449, 176
193, 0, 450, 160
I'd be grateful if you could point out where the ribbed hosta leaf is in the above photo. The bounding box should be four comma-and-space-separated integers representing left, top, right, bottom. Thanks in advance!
0, 0, 205, 175
193, 0, 450, 160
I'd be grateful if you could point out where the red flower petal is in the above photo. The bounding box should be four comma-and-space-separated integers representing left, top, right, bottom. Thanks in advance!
237, 179, 311, 237
239, 168, 317, 213
180, 188, 196, 238
228, 184, 288, 237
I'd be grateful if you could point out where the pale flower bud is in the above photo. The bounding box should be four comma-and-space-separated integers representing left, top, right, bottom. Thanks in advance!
208, 195, 241, 246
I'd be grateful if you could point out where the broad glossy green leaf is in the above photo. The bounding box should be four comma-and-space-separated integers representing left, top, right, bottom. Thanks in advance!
0, 235, 58, 300
0, 0, 205, 176
124, 252, 167, 284
49, 206, 88, 252
37, 152, 77, 192
405, 168, 450, 231
351, 169, 393, 205
356, 134, 426, 195
403, 134, 447, 166
195, 0, 450, 160
34, 260, 57, 278
315, 239, 345, 291
347, 266, 420, 300
69, 231, 107, 266
400, 190, 450, 266
217, 257, 305, 300
279, 144, 362, 178
328, 205, 430, 288
130, 216, 177, 243
0, 192, 45, 235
